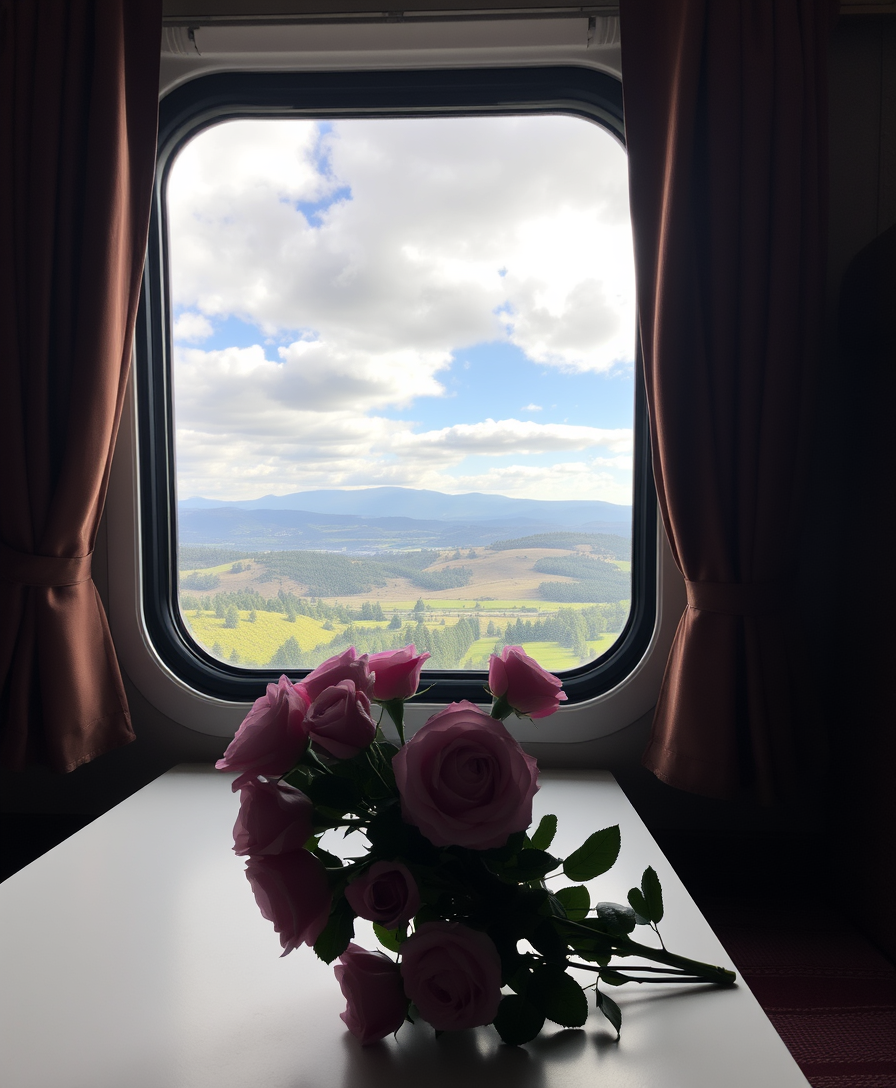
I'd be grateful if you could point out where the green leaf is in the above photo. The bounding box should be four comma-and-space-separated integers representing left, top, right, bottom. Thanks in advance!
529, 814, 558, 852
562, 825, 621, 882
412, 905, 442, 928
312, 845, 345, 869
596, 990, 622, 1038
594, 901, 637, 935
640, 866, 664, 924
599, 970, 628, 987
313, 900, 355, 964
510, 849, 561, 882
482, 830, 528, 864
528, 963, 589, 1027
506, 964, 533, 996
492, 994, 545, 1046
306, 774, 360, 813
554, 885, 590, 921
627, 887, 650, 924
366, 805, 426, 858
529, 917, 569, 961
544, 893, 568, 919
372, 923, 407, 953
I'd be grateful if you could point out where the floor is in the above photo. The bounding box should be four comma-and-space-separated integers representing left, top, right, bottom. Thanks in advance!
655, 830, 896, 1088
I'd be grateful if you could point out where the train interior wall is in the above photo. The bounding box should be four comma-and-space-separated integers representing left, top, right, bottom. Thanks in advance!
1, 12, 894, 965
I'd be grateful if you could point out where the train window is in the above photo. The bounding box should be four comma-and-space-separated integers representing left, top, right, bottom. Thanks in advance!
134, 67, 657, 712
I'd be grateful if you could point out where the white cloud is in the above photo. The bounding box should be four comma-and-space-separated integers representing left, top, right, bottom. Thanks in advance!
175, 429, 634, 505
167, 116, 634, 364
173, 311, 214, 343
167, 115, 637, 502
392, 419, 633, 459
174, 340, 450, 425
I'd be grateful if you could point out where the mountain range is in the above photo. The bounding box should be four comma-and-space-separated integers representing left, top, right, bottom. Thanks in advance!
177, 487, 631, 552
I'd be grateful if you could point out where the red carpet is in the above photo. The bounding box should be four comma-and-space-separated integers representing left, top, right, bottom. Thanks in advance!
701, 896, 896, 1088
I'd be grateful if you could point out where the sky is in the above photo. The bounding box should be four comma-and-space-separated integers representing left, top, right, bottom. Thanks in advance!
167, 114, 637, 506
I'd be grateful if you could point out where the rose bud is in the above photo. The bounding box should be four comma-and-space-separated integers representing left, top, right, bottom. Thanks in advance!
244, 850, 331, 956
231, 774, 314, 856
488, 646, 567, 719
368, 645, 430, 702
345, 861, 421, 930
305, 679, 377, 760
335, 944, 408, 1046
300, 648, 374, 703
400, 922, 502, 1032
393, 701, 538, 849
215, 675, 309, 775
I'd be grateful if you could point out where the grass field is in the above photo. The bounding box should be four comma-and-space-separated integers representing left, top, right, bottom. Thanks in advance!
184, 607, 623, 672
184, 609, 331, 666
178, 541, 630, 671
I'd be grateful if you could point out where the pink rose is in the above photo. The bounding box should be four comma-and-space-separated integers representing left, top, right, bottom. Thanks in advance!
245, 850, 331, 955
231, 774, 314, 856
305, 679, 377, 760
368, 645, 430, 702
399, 922, 502, 1031
334, 943, 408, 1045
215, 676, 309, 775
344, 861, 421, 929
301, 648, 374, 703
393, 701, 539, 849
489, 646, 567, 719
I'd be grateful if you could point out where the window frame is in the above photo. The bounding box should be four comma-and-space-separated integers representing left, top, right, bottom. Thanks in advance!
131, 63, 659, 717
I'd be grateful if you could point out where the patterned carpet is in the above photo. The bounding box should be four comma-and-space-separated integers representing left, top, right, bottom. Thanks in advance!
655, 833, 896, 1088
700, 895, 896, 1088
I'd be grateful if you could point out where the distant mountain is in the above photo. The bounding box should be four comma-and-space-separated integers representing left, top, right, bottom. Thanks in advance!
179, 486, 631, 529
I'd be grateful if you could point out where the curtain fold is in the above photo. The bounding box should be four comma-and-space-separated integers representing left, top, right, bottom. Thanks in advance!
619, 0, 829, 802
0, 0, 161, 772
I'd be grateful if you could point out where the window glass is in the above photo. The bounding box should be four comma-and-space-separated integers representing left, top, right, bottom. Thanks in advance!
166, 113, 636, 675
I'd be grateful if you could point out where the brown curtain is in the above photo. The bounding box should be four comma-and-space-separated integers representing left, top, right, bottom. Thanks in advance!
619, 0, 829, 802
0, 1, 161, 772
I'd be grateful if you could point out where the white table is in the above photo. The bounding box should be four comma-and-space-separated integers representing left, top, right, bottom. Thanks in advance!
0, 766, 809, 1088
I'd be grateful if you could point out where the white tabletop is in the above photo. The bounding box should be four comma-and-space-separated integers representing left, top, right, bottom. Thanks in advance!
0, 765, 809, 1088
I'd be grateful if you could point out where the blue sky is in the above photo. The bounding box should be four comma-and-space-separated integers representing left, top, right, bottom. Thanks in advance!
167, 115, 636, 503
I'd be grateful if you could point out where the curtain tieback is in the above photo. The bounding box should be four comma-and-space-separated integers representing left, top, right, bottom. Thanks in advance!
685, 579, 791, 616
0, 544, 93, 587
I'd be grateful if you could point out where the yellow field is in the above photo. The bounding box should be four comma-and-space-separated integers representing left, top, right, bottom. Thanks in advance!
183, 605, 625, 672
184, 609, 334, 666
179, 543, 629, 670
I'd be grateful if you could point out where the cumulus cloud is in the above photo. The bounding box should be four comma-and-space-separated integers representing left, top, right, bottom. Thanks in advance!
173, 311, 214, 342
174, 340, 450, 426
167, 115, 637, 503
167, 116, 634, 364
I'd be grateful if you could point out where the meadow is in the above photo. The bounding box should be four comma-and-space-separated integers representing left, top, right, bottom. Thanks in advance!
178, 537, 631, 672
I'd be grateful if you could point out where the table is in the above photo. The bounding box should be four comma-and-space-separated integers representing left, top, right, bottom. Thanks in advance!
0, 766, 810, 1088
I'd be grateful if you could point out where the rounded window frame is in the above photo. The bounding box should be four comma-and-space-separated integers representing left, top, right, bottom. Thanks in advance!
132, 64, 658, 714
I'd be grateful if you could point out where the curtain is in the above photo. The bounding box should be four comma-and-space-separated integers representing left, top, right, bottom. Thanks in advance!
0, 0, 161, 772
619, 0, 829, 802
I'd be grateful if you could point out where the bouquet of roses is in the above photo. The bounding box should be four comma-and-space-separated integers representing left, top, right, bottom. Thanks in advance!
217, 644, 735, 1046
